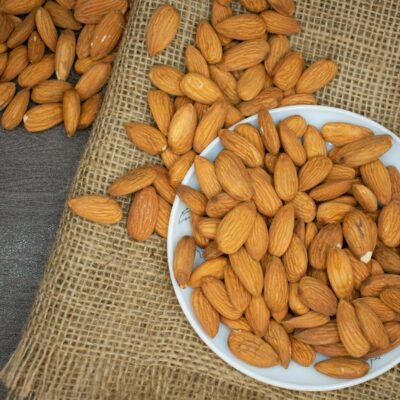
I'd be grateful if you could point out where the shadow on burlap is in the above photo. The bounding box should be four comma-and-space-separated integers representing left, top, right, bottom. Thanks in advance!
1, 0, 400, 398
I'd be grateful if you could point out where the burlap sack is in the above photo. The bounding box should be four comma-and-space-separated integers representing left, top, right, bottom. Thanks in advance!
2, 0, 400, 398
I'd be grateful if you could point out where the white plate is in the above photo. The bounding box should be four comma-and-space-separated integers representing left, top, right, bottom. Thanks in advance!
167, 105, 400, 391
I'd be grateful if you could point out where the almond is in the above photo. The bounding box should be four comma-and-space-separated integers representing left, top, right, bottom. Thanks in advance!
44, 1, 81, 30
154, 196, 171, 238
0, 11, 17, 40
77, 93, 101, 130
125, 123, 167, 155
35, 7, 58, 51
204, 241, 224, 261
221, 316, 252, 332
76, 24, 95, 59
298, 156, 333, 191
296, 59, 337, 94
23, 103, 63, 132
384, 321, 400, 342
290, 336, 315, 366
343, 210, 377, 263
206, 192, 239, 218
373, 242, 400, 274
192, 288, 220, 338
288, 282, 310, 315
216, 201, 256, 254
238, 87, 282, 116
282, 311, 330, 329
321, 122, 373, 146
63, 88, 80, 137
153, 172, 176, 204
0, 0, 44, 15
202, 276, 242, 320
368, 258, 385, 275
1, 88, 30, 130
146, 4, 180, 56
240, 0, 268, 12
378, 201, 400, 247
352, 184, 378, 212
217, 39, 269, 72
236, 64, 266, 101
1, 45, 28, 82
274, 153, 298, 201
261, 10, 301, 34
68, 195, 122, 224
280, 93, 317, 106
180, 72, 223, 104
224, 264, 251, 313
169, 151, 196, 187
185, 45, 210, 78
343, 250, 369, 290
161, 148, 180, 169
196, 20, 222, 64
313, 343, 350, 357
245, 295, 270, 337
149, 65, 184, 96
279, 123, 306, 166
31, 80, 72, 103
0, 82, 16, 110
177, 185, 207, 216
268, 0, 295, 16
215, 150, 253, 201
256, 109, 279, 155
74, 0, 128, 24
245, 213, 268, 261
388, 166, 400, 201
235, 124, 265, 159
211, 0, 232, 46
224, 103, 243, 127
304, 222, 318, 249
360, 160, 392, 205
27, 31, 45, 63
364, 339, 400, 358
354, 300, 389, 349
268, 203, 295, 256
194, 156, 221, 200
6, 10, 36, 49
147, 90, 174, 135
326, 248, 354, 299
292, 190, 315, 223
219, 129, 263, 168
264, 320, 291, 368
380, 287, 400, 313
229, 247, 263, 296
303, 125, 327, 158
280, 115, 307, 138
273, 51, 304, 91
296, 321, 339, 346
263, 255, 289, 316
283, 233, 308, 282
75, 62, 111, 100
215, 14, 266, 40
337, 299, 370, 357
332, 135, 393, 167
309, 179, 355, 202
228, 330, 279, 367
298, 276, 338, 316
315, 357, 369, 379
173, 235, 196, 288
209, 65, 240, 104
316, 201, 354, 224
264, 34, 290, 75
189, 257, 227, 287
360, 274, 400, 297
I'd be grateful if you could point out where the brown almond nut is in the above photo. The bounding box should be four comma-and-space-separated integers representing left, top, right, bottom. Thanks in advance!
309, 268, 329, 286
206, 192, 239, 218
44, 1, 81, 30
1, 45, 29, 82
245, 295, 270, 337
0, 13, 14, 43
217, 39, 269, 72
360, 159, 392, 205
326, 248, 354, 299
180, 72, 223, 104
295, 322, 339, 347
185, 45, 210, 78
290, 336, 315, 367
235, 124, 265, 159
229, 247, 263, 296
388, 166, 400, 201
240, 0, 268, 12
1, 88, 30, 130
190, 211, 208, 248
76, 24, 95, 59
384, 321, 400, 342
77, 94, 101, 130
28, 31, 45, 63
352, 184, 378, 212
296, 59, 338, 94
315, 357, 369, 379
31, 80, 72, 103
219, 129, 263, 168
268, 204, 295, 256
237, 64, 266, 101
321, 122, 373, 146
194, 156, 222, 200
274, 153, 298, 201
189, 257, 227, 287
202, 276, 242, 320
345, 250, 370, 290
211, 0, 233, 46
35, 7, 58, 51
264, 320, 291, 368
221, 316, 252, 332
0, 82, 16, 111
263, 255, 289, 316
149, 65, 184, 96
224, 264, 251, 313
215, 14, 266, 41
280, 115, 307, 138
74, 0, 128, 24
298, 156, 333, 191
209, 65, 240, 104
127, 186, 158, 241
273, 51, 304, 91
283, 234, 308, 283
68, 195, 122, 224
228, 330, 280, 367
147, 90, 174, 136
146, 4, 180, 56
360, 274, 400, 297
192, 288, 220, 338
245, 213, 268, 261
196, 20, 222, 65
326, 164, 357, 181
380, 287, 400, 313
6, 10, 36, 48
264, 34, 290, 75
316, 201, 354, 224
258, 108, 280, 154
372, 242, 400, 274
290, 192, 316, 223
368, 258, 385, 275
279, 123, 306, 166
23, 103, 63, 132
332, 135, 392, 167
18, 54, 55, 88
63, 88, 80, 137
304, 222, 318, 249
55, 29, 76, 81
215, 150, 254, 201
0, 53, 7, 76
313, 343, 350, 357
237, 87, 282, 116
204, 241, 224, 261
261, 10, 300, 34
173, 236, 196, 288
176, 185, 207, 216
268, 0, 295, 16
282, 311, 330, 329
353, 300, 390, 349
363, 339, 400, 359
309, 179, 355, 202
154, 196, 171, 238
75, 62, 111, 100
298, 277, 338, 316
378, 201, 400, 247
153, 172, 176, 204
280, 94, 318, 106
337, 299, 370, 357
125, 123, 167, 155
289, 282, 310, 315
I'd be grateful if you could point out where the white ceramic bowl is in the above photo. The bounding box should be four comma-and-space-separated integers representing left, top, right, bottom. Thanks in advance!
167, 105, 400, 391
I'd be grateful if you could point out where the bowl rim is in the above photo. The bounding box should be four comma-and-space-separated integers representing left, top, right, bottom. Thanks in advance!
167, 105, 400, 391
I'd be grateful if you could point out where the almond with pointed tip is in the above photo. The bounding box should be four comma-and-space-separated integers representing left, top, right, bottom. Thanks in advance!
28, 31, 45, 63
295, 321, 340, 345
74, 0, 128, 24
147, 90, 174, 136
264, 34, 290, 75
1, 88, 30, 130
238, 87, 282, 116
23, 103, 63, 132
44, 1, 81, 30
176, 185, 207, 216
377, 201, 400, 247
388, 166, 400, 201
258, 108, 280, 155
206, 192, 239, 218
315, 357, 369, 379
35, 7, 58, 52
354, 298, 396, 323
273, 51, 304, 91
282, 311, 330, 329
360, 159, 392, 205
215, 14, 266, 40
373, 242, 400, 274
279, 123, 306, 166
317, 201, 354, 224
0, 82, 16, 111
221, 316, 252, 332
291, 192, 317, 222
195, 20, 222, 65
31, 80, 72, 103
1, 45, 29, 82
63, 89, 80, 137
268, 0, 295, 16
326, 248, 354, 299
360, 274, 400, 297
296, 59, 337, 94
154, 196, 171, 238
245, 295, 270, 337
209, 65, 240, 104
289, 282, 309, 315
75, 62, 111, 100
283, 234, 308, 283
352, 184, 378, 212
149, 65, 184, 96
6, 10, 36, 49
380, 287, 400, 313
264, 320, 291, 368
274, 153, 298, 201
290, 336, 315, 366
298, 156, 333, 191
224, 264, 251, 313
146, 4, 180, 56
240, 0, 268, 12
189, 257, 227, 288
245, 213, 268, 261
169, 151, 196, 188
261, 10, 300, 34
173, 235, 196, 288
185, 45, 209, 77
68, 195, 122, 224
194, 156, 222, 200
313, 343, 350, 357
78, 94, 101, 130
76, 24, 95, 59
309, 179, 355, 202
125, 123, 167, 155
235, 124, 264, 159
192, 288, 220, 338
237, 64, 266, 101
321, 122, 373, 146
268, 204, 295, 256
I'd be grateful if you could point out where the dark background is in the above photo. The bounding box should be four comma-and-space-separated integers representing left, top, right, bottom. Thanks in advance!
0, 126, 88, 398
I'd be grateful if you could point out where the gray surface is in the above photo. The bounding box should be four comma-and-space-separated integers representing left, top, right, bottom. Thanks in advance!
0, 125, 88, 398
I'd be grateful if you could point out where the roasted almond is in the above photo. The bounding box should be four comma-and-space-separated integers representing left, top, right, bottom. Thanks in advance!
28, 31, 45, 63
268, 203, 295, 256
154, 196, 171, 238
209, 65, 240, 104
326, 248, 354, 299
245, 213, 268, 261
0, 82, 16, 111
315, 357, 369, 379
23, 103, 63, 132
1, 88, 30, 130
125, 123, 167, 155
237, 64, 266, 101
316, 201, 354, 224
380, 287, 400, 313
75, 62, 111, 100
235, 124, 265, 159
192, 288, 220, 338
194, 156, 222, 200
245, 295, 270, 337
264, 320, 291, 368
215, 14, 266, 41
264, 34, 290, 75
279, 123, 306, 166
169, 151, 196, 187
296, 59, 337, 94
76, 24, 95, 59
44, 1, 81, 30
268, 0, 295, 16
280, 93, 317, 106
176, 185, 207, 216
282, 311, 330, 329
1, 45, 29, 82
224, 264, 251, 313
196, 20, 222, 64
298, 156, 333, 191
283, 233, 308, 283
180, 72, 223, 104
258, 108, 280, 154
63, 88, 80, 137
35, 7, 58, 52
147, 90, 174, 136
221, 316, 252, 332
6, 10, 36, 48
273, 51, 304, 91
173, 235, 196, 288
237, 87, 282, 116
288, 282, 310, 315
77, 93, 101, 130
31, 80, 72, 103
360, 274, 400, 297
149, 65, 184, 96
321, 122, 373, 146
189, 257, 227, 287
309, 179, 355, 202
352, 183, 378, 212
290, 336, 315, 367
378, 201, 400, 247
373, 242, 400, 274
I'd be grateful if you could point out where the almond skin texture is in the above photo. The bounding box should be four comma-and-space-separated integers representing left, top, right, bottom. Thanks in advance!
224, 264, 251, 313
279, 123, 307, 166
313, 343, 350, 357
28, 31, 45, 63
290, 336, 315, 367
274, 153, 298, 201
185, 45, 210, 77
228, 330, 280, 367
206, 192, 239, 218
153, 172, 176, 204
282, 311, 330, 329
75, 62, 111, 100
209, 65, 240, 104
76, 24, 95, 59
127, 187, 158, 242
146, 5, 180, 56
176, 185, 207, 216
352, 184, 378, 212
268, 204, 295, 256
296, 59, 338, 94
215, 14, 266, 40
265, 34, 290, 75
192, 288, 220, 338
373, 242, 400, 274
264, 319, 291, 368
173, 236, 196, 288
235, 124, 265, 159
292, 190, 317, 223
1, 88, 30, 130
194, 156, 222, 200
360, 160, 392, 205
18, 54, 55, 88
258, 108, 280, 155
245, 295, 270, 337
221, 317, 252, 332
125, 123, 167, 155
298, 277, 338, 316
2, 46, 28, 81
188, 257, 227, 288
196, 20, 222, 65
289, 282, 310, 315
298, 156, 333, 191
155, 196, 171, 238
245, 213, 268, 261
63, 89, 80, 137
295, 321, 340, 346
180, 72, 223, 104
388, 166, 400, 201
149, 65, 184, 96
147, 90, 175, 135
380, 287, 400, 313
0, 82, 16, 111
360, 274, 400, 297
237, 64, 266, 101
78, 94, 101, 130
68, 195, 122, 224
23, 103, 63, 132
54, 29, 76, 81
169, 151, 196, 188
321, 122, 373, 146
317, 200, 353, 223
309, 179, 355, 202
261, 10, 301, 34
378, 201, 400, 247
35, 7, 58, 52
273, 51, 304, 91
303, 125, 327, 158
283, 233, 308, 283
337, 299, 370, 357
326, 248, 354, 299
44, 1, 82, 30
74, 0, 128, 24
315, 357, 369, 379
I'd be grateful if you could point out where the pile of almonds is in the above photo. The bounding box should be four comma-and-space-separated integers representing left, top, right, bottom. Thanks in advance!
65, 0, 400, 379
0, 0, 128, 135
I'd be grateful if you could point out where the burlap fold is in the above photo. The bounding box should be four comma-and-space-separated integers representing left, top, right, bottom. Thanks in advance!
1, 0, 400, 398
